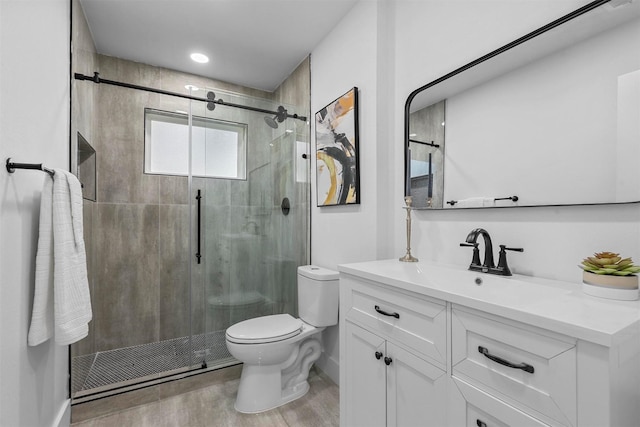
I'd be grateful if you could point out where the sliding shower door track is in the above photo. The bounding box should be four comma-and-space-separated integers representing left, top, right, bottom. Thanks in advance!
71, 330, 236, 404
71, 359, 239, 405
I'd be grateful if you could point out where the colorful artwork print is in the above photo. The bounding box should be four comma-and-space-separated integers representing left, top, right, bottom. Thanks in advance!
315, 87, 359, 206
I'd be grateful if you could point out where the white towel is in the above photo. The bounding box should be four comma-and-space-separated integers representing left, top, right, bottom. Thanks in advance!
454, 197, 494, 208
28, 176, 55, 345
28, 169, 92, 346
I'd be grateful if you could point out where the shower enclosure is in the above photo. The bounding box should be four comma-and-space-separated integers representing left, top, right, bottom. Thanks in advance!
70, 53, 310, 401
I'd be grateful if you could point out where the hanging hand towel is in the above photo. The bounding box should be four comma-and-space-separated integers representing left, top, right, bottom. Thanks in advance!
28, 169, 92, 346
454, 197, 494, 208
27, 176, 55, 345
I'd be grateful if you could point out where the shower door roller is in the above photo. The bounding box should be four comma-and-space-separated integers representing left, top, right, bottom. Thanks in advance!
281, 197, 290, 216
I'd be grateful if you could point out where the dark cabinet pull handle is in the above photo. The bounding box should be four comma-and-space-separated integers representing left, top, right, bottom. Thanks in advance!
374, 305, 400, 319
375, 351, 383, 360
476, 420, 487, 427
196, 189, 202, 264
478, 346, 534, 374
384, 356, 392, 366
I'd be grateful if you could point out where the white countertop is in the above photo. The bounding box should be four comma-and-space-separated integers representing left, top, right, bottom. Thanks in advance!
338, 259, 640, 347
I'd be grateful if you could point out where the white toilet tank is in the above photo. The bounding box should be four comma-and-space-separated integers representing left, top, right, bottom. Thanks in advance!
297, 265, 339, 327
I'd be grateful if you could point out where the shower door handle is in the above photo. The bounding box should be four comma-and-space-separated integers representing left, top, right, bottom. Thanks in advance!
196, 189, 202, 264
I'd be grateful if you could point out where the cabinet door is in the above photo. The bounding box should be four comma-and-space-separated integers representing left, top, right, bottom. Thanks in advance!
344, 321, 387, 427
386, 342, 447, 427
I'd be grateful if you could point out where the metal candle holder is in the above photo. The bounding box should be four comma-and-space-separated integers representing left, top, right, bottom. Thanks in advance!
399, 196, 418, 262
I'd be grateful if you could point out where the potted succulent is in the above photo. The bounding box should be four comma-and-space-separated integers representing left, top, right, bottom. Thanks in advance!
579, 252, 640, 300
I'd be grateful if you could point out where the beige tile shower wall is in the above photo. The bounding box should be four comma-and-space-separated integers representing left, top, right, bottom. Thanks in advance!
71, 0, 98, 358
71, 0, 96, 164
275, 56, 311, 109
70, 0, 311, 352
272, 56, 311, 308
84, 53, 315, 352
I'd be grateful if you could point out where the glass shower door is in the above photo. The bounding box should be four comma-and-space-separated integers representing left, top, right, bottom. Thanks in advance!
71, 79, 200, 400
190, 89, 310, 370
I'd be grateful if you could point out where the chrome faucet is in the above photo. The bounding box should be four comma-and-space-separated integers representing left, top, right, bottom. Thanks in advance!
460, 228, 523, 276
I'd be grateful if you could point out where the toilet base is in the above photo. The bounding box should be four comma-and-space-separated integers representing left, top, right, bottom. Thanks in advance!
235, 376, 310, 414
232, 336, 322, 414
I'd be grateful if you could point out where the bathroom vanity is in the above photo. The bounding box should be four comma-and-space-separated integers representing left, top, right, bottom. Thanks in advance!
338, 260, 640, 427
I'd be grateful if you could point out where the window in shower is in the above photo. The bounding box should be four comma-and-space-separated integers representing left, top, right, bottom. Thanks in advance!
144, 108, 247, 179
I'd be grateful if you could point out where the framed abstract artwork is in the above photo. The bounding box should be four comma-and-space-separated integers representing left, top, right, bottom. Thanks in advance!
315, 87, 360, 206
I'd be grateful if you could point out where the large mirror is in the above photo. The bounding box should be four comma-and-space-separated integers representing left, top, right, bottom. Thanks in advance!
405, 0, 640, 209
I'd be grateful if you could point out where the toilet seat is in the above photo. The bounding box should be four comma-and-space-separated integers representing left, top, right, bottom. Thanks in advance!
226, 314, 303, 344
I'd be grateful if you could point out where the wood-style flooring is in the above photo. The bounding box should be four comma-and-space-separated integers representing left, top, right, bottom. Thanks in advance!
71, 366, 339, 427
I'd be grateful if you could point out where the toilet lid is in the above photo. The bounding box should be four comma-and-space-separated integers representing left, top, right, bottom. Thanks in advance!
226, 314, 303, 344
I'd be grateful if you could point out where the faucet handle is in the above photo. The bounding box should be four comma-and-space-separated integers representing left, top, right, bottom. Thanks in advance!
496, 245, 524, 276
460, 242, 482, 268
501, 245, 524, 252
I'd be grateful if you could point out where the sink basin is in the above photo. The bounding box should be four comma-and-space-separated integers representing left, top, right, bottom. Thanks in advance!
413, 264, 574, 306
339, 260, 574, 310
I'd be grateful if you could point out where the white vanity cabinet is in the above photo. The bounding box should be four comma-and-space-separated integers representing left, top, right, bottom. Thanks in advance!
340, 275, 448, 427
339, 260, 640, 427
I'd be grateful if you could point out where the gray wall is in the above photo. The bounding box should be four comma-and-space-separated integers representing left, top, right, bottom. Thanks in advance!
71, 0, 98, 358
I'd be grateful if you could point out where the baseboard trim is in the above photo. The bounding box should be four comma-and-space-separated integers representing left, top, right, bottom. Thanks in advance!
316, 354, 339, 385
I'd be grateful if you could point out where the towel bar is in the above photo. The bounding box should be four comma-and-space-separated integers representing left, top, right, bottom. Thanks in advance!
6, 158, 55, 178
447, 195, 518, 206
494, 195, 518, 202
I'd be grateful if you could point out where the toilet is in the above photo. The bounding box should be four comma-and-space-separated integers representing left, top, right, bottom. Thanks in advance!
225, 265, 339, 414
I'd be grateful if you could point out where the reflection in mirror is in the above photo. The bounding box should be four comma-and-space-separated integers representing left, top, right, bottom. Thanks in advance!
405, 0, 640, 209
408, 101, 445, 208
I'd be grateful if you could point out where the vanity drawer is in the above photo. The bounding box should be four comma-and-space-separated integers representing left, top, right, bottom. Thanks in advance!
340, 275, 447, 367
451, 378, 552, 427
452, 307, 576, 427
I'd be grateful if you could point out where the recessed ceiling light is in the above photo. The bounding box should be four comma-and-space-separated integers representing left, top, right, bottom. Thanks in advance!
185, 84, 199, 91
190, 53, 209, 63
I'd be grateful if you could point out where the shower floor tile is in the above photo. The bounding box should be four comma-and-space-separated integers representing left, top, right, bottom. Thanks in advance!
73, 330, 232, 397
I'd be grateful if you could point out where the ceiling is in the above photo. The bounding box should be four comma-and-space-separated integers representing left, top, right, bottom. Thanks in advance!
79, 0, 358, 92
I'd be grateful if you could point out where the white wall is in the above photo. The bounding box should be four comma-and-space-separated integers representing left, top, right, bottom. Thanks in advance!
0, 1, 71, 426
311, 0, 381, 269
310, 0, 397, 382
311, 0, 640, 383
393, 0, 640, 283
